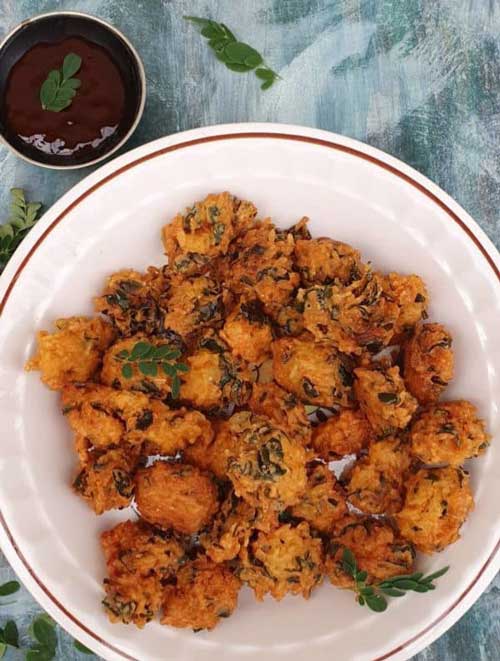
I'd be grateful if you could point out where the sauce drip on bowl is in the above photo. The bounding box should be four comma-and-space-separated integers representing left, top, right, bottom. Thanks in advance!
3, 36, 125, 158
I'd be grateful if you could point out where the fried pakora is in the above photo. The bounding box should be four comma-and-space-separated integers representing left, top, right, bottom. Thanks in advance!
311, 408, 372, 459
396, 466, 474, 553
248, 382, 311, 445
294, 237, 364, 286
384, 273, 428, 341
220, 298, 273, 364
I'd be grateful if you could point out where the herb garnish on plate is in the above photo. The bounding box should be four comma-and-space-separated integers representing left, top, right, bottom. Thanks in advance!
40, 53, 82, 112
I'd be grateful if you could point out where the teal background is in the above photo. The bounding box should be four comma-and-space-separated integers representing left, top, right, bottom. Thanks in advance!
0, 1, 499, 659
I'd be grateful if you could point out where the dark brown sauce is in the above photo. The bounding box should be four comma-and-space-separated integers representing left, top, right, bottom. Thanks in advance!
4, 36, 126, 157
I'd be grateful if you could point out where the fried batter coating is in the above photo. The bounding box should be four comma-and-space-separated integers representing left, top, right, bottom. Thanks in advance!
237, 522, 323, 600
354, 366, 418, 436
25, 316, 115, 390
384, 273, 428, 340
182, 418, 237, 479
162, 192, 257, 276
179, 332, 253, 411
403, 323, 454, 404
163, 274, 230, 340
299, 271, 400, 355
73, 444, 141, 514
220, 298, 273, 364
345, 436, 411, 514
101, 334, 185, 399
294, 237, 363, 286
101, 520, 184, 627
272, 335, 354, 408
226, 412, 308, 517
218, 220, 300, 314
311, 409, 371, 459
410, 401, 489, 466
94, 267, 170, 337
271, 301, 306, 337
324, 516, 415, 587
289, 462, 347, 533
396, 466, 474, 553
162, 555, 241, 631
135, 461, 219, 534
248, 382, 312, 445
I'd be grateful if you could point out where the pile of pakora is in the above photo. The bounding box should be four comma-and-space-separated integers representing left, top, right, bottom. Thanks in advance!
26, 192, 490, 631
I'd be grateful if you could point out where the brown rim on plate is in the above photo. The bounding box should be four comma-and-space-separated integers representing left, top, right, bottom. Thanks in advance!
0, 131, 499, 660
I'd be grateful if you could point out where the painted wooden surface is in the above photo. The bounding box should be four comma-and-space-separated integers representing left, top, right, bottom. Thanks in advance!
0, 1, 499, 659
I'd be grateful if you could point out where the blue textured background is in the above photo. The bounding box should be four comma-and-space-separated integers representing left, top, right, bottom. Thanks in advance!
0, 1, 499, 659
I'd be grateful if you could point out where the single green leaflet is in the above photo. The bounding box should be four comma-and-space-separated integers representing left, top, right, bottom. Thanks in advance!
27, 614, 58, 660
0, 581, 20, 597
184, 16, 280, 90
40, 52, 82, 112
341, 548, 449, 612
74, 639, 94, 654
0, 189, 43, 274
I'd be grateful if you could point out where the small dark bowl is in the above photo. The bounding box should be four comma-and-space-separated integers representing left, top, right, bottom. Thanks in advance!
0, 11, 146, 169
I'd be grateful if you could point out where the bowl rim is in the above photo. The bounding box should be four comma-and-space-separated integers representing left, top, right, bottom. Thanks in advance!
0, 9, 146, 170
0, 122, 499, 661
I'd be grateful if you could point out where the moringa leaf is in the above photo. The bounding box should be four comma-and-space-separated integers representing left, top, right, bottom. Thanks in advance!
40, 52, 82, 112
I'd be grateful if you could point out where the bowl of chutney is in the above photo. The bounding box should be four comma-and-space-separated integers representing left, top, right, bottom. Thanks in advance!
0, 11, 146, 169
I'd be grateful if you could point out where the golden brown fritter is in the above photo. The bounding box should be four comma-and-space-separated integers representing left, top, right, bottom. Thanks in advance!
179, 332, 253, 411
271, 301, 306, 338
162, 555, 241, 631
101, 520, 184, 627
25, 316, 115, 390
311, 409, 372, 459
94, 267, 170, 337
226, 412, 308, 518
135, 462, 219, 534
289, 462, 347, 533
218, 220, 300, 314
220, 298, 273, 364
294, 237, 363, 286
162, 192, 257, 276
345, 436, 411, 514
403, 323, 454, 404
248, 382, 312, 445
72, 444, 140, 514
163, 274, 230, 340
354, 366, 418, 436
384, 273, 428, 341
272, 335, 354, 408
410, 401, 489, 466
182, 418, 237, 479
237, 522, 323, 600
396, 466, 474, 554
324, 516, 415, 588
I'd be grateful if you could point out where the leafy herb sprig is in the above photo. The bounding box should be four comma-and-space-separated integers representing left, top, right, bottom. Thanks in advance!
26, 614, 57, 660
184, 17, 280, 90
40, 53, 82, 112
0, 189, 42, 274
342, 548, 449, 612
0, 619, 19, 658
115, 341, 189, 398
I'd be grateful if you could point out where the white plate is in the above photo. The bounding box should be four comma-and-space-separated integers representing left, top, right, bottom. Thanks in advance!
0, 123, 499, 661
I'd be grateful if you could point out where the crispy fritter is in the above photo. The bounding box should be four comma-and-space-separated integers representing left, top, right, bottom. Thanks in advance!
179, 332, 253, 411
182, 418, 237, 479
324, 516, 415, 587
354, 366, 418, 436
226, 412, 308, 517
162, 555, 241, 631
345, 436, 411, 514
94, 267, 170, 337
270, 301, 306, 338
410, 401, 489, 466
403, 323, 454, 404
135, 462, 219, 534
294, 237, 363, 286
220, 298, 273, 364
162, 192, 257, 276
272, 335, 354, 407
248, 382, 312, 445
237, 522, 323, 600
163, 274, 230, 340
218, 220, 300, 314
396, 466, 474, 553
25, 316, 115, 390
311, 409, 372, 459
101, 520, 184, 627
384, 273, 428, 341
289, 462, 347, 533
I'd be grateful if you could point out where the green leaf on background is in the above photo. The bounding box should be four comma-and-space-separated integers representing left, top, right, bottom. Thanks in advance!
40, 52, 82, 112
0, 581, 20, 597
3, 620, 18, 647
0, 189, 43, 275
74, 639, 94, 654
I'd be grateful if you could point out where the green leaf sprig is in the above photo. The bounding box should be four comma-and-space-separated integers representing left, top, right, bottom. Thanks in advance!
0, 620, 19, 658
341, 548, 449, 612
184, 16, 280, 90
115, 341, 189, 398
40, 53, 82, 112
26, 614, 57, 660
0, 189, 42, 274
